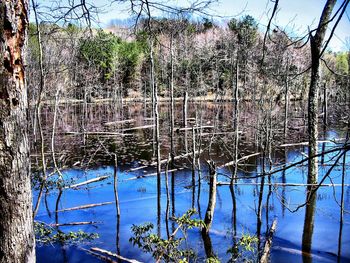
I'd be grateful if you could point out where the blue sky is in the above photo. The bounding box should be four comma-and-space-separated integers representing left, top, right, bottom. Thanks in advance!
34, 0, 350, 51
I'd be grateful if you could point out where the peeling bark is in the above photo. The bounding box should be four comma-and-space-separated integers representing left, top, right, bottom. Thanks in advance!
0, 0, 35, 262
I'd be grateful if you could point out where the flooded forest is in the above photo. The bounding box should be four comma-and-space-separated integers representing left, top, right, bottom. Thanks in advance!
1, 0, 350, 263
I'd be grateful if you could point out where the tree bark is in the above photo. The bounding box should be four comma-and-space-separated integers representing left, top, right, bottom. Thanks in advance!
231, 52, 239, 185
308, 0, 336, 184
0, 0, 35, 262
203, 161, 217, 233
284, 60, 290, 141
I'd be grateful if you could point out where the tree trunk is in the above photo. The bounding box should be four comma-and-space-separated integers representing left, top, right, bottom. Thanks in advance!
284, 60, 290, 141
231, 52, 239, 185
203, 161, 217, 233
201, 160, 217, 260
32, 0, 47, 218
0, 1, 35, 262
169, 34, 175, 166
323, 83, 328, 127
308, 0, 336, 184
150, 39, 161, 236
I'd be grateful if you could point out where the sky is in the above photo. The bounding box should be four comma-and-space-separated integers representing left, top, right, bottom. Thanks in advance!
35, 0, 350, 51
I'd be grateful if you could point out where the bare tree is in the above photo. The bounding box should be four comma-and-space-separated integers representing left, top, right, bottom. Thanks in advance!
308, 0, 337, 184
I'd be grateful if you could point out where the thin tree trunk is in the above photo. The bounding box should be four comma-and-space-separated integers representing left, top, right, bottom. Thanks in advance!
231, 52, 240, 185
150, 39, 161, 236
323, 83, 328, 127
337, 129, 348, 262
113, 154, 121, 259
183, 90, 188, 153
32, 0, 47, 218
284, 61, 290, 141
192, 127, 196, 208
165, 155, 171, 239
169, 35, 176, 225
170, 35, 175, 167
0, 1, 36, 261
308, 0, 336, 184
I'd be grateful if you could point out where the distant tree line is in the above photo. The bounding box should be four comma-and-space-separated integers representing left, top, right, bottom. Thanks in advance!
26, 15, 349, 104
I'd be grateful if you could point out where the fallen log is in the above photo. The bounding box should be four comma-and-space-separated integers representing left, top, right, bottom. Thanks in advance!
260, 219, 277, 263
126, 150, 202, 172
56, 201, 114, 212
64, 131, 130, 137
104, 119, 135, 126
153, 150, 202, 166
128, 165, 148, 172
125, 168, 184, 181
219, 152, 261, 169
123, 125, 155, 132
50, 221, 101, 227
80, 248, 117, 263
216, 182, 350, 187
201, 131, 242, 136
280, 138, 345, 147
90, 247, 142, 263
176, 125, 214, 131
66, 176, 109, 189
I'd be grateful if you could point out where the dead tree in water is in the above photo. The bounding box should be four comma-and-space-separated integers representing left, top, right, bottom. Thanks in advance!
32, 0, 47, 218
231, 50, 240, 186
201, 160, 217, 259
113, 154, 121, 256
148, 35, 162, 236
307, 0, 337, 184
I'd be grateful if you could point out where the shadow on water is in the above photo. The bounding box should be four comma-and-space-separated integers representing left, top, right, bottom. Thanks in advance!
31, 101, 350, 262
302, 187, 317, 263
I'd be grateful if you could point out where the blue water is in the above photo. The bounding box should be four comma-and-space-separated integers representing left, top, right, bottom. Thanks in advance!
34, 140, 350, 262
32, 101, 350, 262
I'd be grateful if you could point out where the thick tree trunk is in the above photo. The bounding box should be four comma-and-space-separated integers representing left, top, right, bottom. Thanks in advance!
0, 1, 35, 262
308, 0, 336, 184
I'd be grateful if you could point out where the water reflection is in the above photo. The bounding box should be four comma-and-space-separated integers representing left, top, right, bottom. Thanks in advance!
31, 101, 350, 263
302, 187, 317, 263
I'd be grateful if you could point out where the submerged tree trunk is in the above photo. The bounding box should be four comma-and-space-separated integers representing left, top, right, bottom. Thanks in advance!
308, 0, 336, 184
203, 161, 217, 232
150, 39, 161, 236
0, 1, 35, 262
201, 161, 217, 259
231, 53, 240, 185
169, 34, 175, 167
302, 187, 317, 263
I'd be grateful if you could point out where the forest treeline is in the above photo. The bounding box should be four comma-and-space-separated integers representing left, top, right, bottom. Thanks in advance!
27, 15, 350, 104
